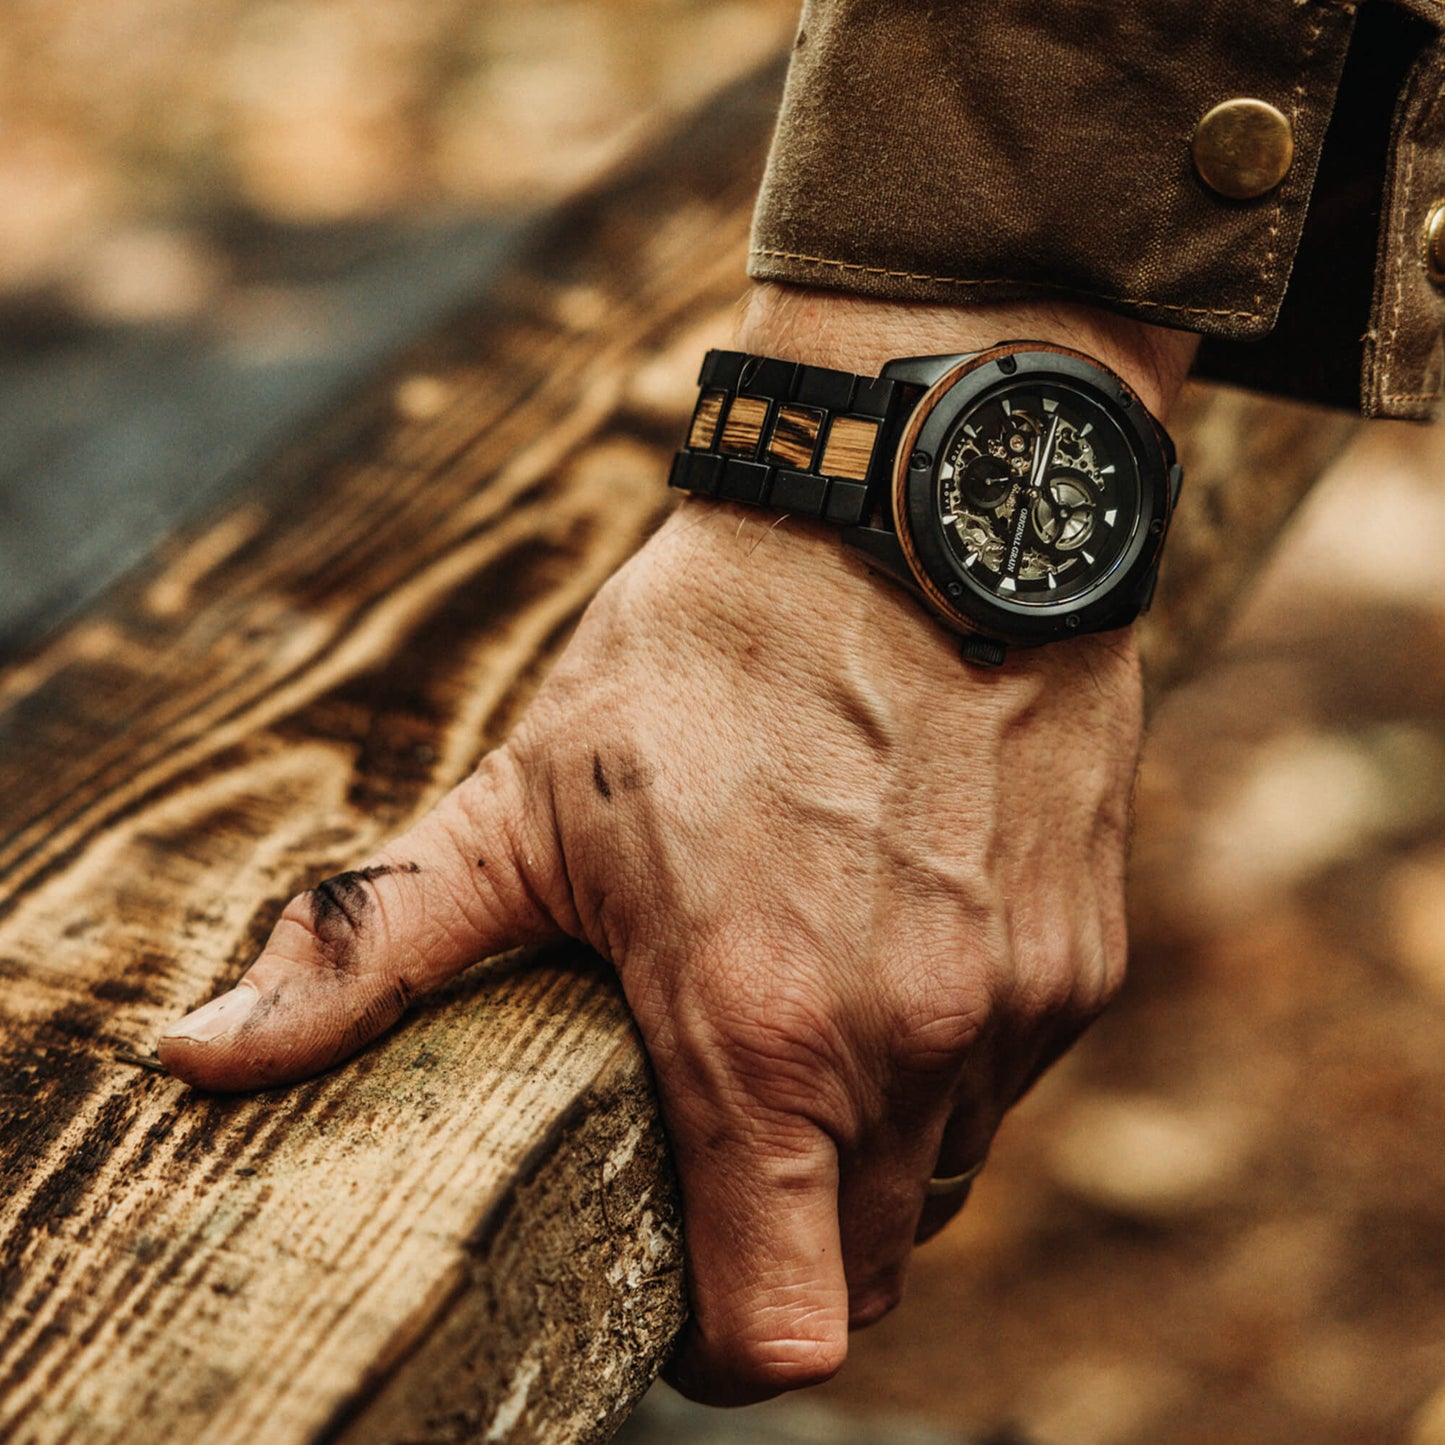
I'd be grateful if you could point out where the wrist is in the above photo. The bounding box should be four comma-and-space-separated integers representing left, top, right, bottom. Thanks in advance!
736, 283, 1197, 423
656, 495, 1140, 698
666, 283, 1187, 663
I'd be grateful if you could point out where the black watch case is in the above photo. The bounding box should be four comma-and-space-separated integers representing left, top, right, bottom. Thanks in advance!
844, 344, 1182, 651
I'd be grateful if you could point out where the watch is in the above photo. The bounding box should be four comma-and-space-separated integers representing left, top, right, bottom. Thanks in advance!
667, 344, 1183, 666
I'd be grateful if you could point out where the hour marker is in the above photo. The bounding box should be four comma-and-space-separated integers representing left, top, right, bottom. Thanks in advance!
1082, 551, 1095, 564
1080, 423, 1094, 437
1000, 576, 1017, 592
1103, 508, 1118, 526
1047, 574, 1058, 590
941, 513, 957, 525
963, 555, 977, 568
964, 424, 978, 437
1043, 398, 1058, 412
1101, 464, 1116, 474
1003, 399, 1013, 415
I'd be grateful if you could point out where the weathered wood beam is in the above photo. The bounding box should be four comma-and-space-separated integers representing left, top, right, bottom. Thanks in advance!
0, 57, 1360, 1445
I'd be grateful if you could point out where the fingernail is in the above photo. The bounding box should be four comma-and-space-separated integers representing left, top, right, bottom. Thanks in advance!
161, 982, 259, 1045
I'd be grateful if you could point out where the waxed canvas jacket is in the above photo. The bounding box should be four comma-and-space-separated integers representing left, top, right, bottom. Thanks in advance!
749, 0, 1445, 419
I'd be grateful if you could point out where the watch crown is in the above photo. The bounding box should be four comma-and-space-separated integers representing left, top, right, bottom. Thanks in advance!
960, 636, 1007, 668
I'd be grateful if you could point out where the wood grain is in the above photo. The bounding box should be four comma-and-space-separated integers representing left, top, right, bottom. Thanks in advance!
0, 57, 1362, 1445
0, 66, 782, 1445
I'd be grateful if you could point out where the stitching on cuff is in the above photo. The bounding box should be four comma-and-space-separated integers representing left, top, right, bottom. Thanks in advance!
1381, 56, 1445, 399
749, 247, 1266, 322
1382, 129, 1420, 398
1266, 9, 1328, 308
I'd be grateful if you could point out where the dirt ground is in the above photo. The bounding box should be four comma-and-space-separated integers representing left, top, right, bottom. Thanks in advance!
6, 4, 1445, 1441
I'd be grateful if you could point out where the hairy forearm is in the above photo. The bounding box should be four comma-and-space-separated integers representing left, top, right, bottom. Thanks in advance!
737, 282, 1200, 423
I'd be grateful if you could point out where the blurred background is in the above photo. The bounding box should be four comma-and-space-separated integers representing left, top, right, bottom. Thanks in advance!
0, 0, 793, 653
4, 4, 1445, 1443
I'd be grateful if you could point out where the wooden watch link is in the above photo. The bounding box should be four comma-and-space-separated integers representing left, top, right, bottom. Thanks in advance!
670, 346, 1184, 666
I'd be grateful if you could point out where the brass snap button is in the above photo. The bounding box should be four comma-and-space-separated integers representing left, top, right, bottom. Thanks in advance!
1425, 201, 1445, 288
1192, 99, 1294, 200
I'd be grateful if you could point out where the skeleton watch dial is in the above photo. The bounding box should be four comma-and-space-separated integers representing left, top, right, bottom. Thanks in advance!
937, 382, 1142, 607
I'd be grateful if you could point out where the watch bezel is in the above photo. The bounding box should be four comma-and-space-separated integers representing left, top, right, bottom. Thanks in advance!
890, 344, 1174, 645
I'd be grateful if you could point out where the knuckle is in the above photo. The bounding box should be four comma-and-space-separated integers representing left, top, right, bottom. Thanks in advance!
881, 971, 992, 1075
272, 852, 432, 973
275, 893, 333, 959
658, 987, 842, 1139
275, 870, 394, 969
1011, 919, 1126, 1024
709, 979, 856, 1123
719, 970, 843, 1075
848, 1281, 904, 1330
1090, 938, 1128, 1009
724, 1333, 846, 1395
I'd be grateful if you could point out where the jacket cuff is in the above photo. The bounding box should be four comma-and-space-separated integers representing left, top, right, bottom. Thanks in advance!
749, 0, 1445, 419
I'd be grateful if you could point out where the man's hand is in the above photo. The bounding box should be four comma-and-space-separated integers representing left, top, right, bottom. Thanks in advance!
158, 286, 1197, 1405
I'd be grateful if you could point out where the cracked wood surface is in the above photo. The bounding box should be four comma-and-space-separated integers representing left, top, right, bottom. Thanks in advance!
0, 59, 1361, 1445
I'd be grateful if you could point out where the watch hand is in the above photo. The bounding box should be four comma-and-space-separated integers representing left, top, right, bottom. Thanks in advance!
1006, 413, 1061, 579
1029, 413, 1063, 494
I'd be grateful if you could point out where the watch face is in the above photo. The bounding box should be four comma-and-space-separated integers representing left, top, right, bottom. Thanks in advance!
936, 381, 1142, 607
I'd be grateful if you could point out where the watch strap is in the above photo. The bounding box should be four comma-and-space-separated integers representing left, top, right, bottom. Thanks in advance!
668, 350, 905, 526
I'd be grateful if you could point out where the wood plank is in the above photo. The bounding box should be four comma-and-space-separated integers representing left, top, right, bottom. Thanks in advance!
0, 65, 784, 1445
0, 56, 1362, 1445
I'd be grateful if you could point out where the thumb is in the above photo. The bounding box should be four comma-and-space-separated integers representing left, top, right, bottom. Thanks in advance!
158, 748, 562, 1091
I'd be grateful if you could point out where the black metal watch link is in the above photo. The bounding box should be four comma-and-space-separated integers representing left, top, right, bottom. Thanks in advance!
667, 350, 906, 527
670, 345, 1183, 663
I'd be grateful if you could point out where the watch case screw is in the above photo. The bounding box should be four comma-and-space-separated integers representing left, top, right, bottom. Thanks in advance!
998, 356, 1018, 375
947, 581, 963, 597
1150, 518, 1165, 534
910, 449, 932, 471
1065, 615, 1081, 629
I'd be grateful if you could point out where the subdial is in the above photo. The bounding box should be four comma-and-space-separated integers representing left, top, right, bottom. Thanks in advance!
962, 455, 1014, 511
1030, 471, 1097, 551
